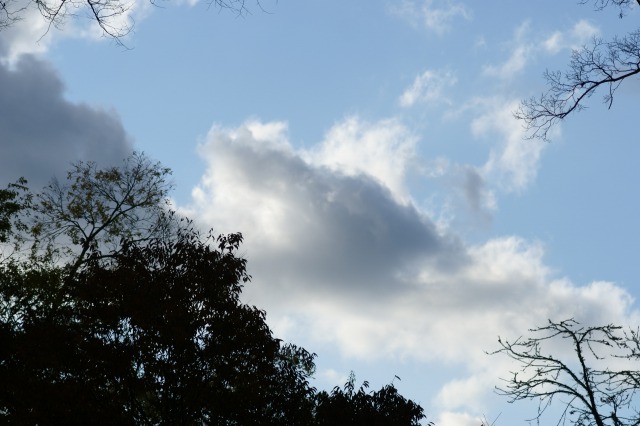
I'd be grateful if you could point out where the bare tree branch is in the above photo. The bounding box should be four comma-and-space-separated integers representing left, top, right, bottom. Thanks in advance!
491, 319, 640, 426
0, 0, 267, 43
516, 1, 640, 140
516, 30, 640, 141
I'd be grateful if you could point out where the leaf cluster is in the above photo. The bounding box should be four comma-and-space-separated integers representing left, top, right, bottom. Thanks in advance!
315, 372, 427, 426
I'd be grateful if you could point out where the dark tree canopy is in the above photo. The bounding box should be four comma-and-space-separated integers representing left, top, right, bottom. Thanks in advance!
0, 155, 430, 425
0, 178, 30, 247
1, 227, 318, 424
516, 0, 640, 140
315, 373, 427, 426
492, 319, 640, 426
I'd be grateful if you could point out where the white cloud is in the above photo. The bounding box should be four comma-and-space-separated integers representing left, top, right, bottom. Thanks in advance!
305, 117, 417, 202
482, 21, 533, 80
399, 69, 457, 108
436, 411, 485, 426
0, 2, 53, 62
482, 45, 529, 79
315, 368, 350, 389
391, 0, 472, 35
0, 0, 153, 61
183, 118, 638, 420
544, 19, 600, 54
470, 97, 546, 192
483, 20, 601, 81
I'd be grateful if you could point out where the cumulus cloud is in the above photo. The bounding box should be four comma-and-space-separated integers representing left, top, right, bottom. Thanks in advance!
187, 119, 462, 302
0, 54, 133, 188
183, 118, 638, 421
399, 69, 457, 108
391, 0, 471, 35
305, 117, 417, 201
0, 2, 53, 62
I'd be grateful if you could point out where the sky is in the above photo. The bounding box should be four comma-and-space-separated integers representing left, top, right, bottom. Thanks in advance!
1, 0, 640, 424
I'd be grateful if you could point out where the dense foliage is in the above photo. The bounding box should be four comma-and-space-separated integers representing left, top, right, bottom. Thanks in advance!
0, 155, 428, 425
315, 373, 427, 426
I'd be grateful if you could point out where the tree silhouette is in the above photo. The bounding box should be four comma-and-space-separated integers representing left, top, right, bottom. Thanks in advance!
0, 156, 430, 425
31, 152, 174, 275
1, 227, 317, 424
0, 178, 31, 261
491, 319, 640, 426
516, 0, 640, 140
314, 372, 427, 426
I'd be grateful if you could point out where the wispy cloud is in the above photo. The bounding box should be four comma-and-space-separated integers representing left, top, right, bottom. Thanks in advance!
469, 97, 547, 193
391, 0, 472, 35
399, 69, 457, 108
482, 21, 533, 80
482, 20, 601, 81
543, 19, 600, 54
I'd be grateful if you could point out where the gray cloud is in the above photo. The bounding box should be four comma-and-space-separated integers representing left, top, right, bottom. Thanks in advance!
189, 121, 466, 302
0, 55, 133, 189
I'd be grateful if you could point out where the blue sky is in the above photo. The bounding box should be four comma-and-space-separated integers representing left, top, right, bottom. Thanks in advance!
2, 1, 640, 424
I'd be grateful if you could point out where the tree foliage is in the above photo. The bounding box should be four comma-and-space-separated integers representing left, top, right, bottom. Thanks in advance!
0, 155, 429, 425
516, 0, 640, 140
315, 372, 427, 426
0, 178, 31, 262
492, 319, 640, 426
0, 178, 30, 243
1, 226, 319, 424
31, 152, 174, 274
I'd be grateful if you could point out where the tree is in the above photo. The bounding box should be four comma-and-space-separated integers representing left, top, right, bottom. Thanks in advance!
30, 152, 174, 274
0, 178, 31, 261
0, 0, 269, 42
0, 158, 430, 425
314, 372, 427, 426
491, 318, 640, 426
516, 0, 640, 140
1, 226, 318, 424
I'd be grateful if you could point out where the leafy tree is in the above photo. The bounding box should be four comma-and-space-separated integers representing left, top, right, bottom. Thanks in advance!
30, 152, 174, 274
0, 156, 430, 425
0, 178, 31, 260
314, 372, 427, 426
491, 318, 640, 426
516, 0, 640, 140
1, 226, 317, 424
